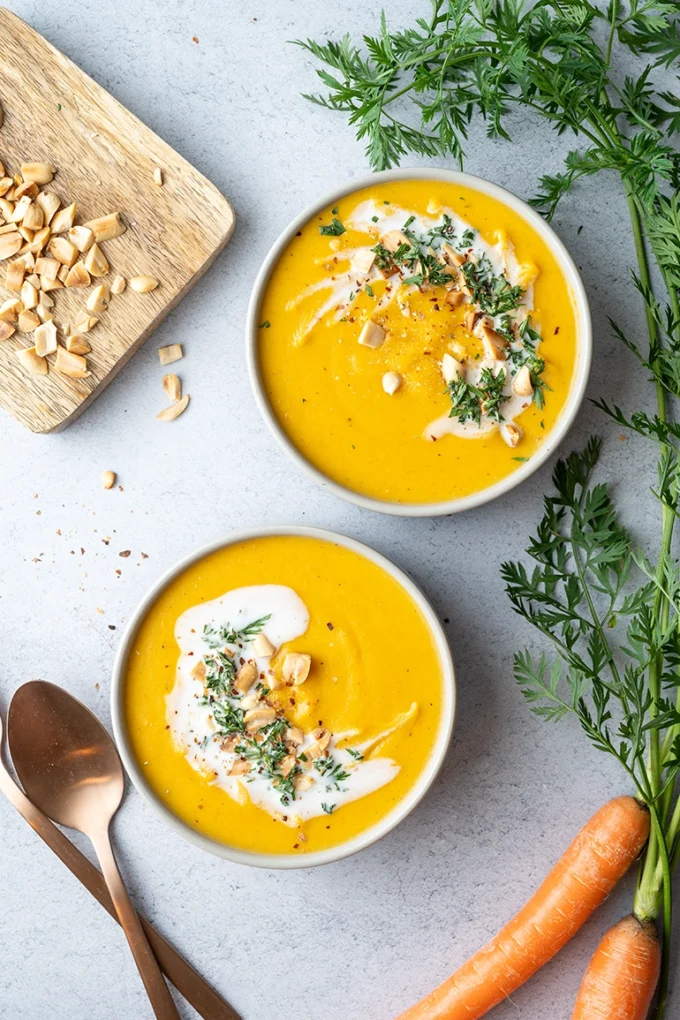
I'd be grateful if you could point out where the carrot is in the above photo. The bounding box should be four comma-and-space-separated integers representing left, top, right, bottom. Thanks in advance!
397, 797, 650, 1020
571, 915, 660, 1020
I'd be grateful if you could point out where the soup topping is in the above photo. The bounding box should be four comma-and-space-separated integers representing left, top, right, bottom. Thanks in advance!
290, 198, 548, 450
167, 584, 405, 827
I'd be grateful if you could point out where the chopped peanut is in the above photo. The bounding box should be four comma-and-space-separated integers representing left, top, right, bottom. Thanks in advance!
36, 191, 60, 224
68, 225, 95, 253
156, 393, 190, 421
34, 321, 57, 357
162, 373, 181, 401
0, 232, 22, 260
35, 256, 60, 281
441, 353, 464, 384
158, 343, 182, 366
18, 309, 40, 332
74, 315, 98, 333
382, 371, 402, 395
286, 727, 304, 747
66, 335, 91, 355
130, 275, 159, 293
84, 243, 109, 278
358, 320, 385, 349
101, 470, 116, 490
252, 633, 275, 657
479, 317, 509, 360
48, 236, 78, 267
54, 346, 89, 378
501, 422, 522, 448
190, 660, 206, 682
65, 262, 91, 288
244, 706, 277, 732
16, 346, 48, 375
86, 284, 110, 314
22, 203, 43, 231
84, 212, 126, 242
0, 298, 22, 323
380, 230, 411, 252
0, 320, 15, 341
50, 202, 76, 234
235, 660, 258, 694
512, 365, 534, 397
20, 163, 56, 185
6, 260, 25, 292
282, 652, 311, 686
20, 281, 38, 310
293, 774, 314, 793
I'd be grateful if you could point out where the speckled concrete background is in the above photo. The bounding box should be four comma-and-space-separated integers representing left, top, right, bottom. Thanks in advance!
0, 2, 676, 1018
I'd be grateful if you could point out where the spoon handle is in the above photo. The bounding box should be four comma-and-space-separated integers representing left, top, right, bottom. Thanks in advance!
0, 766, 239, 1020
91, 827, 180, 1019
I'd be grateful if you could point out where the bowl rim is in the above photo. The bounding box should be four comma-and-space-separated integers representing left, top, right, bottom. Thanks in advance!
110, 525, 456, 869
246, 166, 592, 517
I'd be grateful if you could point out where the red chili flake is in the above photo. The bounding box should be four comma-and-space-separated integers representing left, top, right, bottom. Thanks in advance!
192, 35, 199, 43
327, 622, 334, 630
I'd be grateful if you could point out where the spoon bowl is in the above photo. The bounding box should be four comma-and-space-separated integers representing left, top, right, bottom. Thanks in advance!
8, 680, 123, 833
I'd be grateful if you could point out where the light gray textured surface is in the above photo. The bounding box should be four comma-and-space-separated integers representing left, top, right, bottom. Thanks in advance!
0, 2, 676, 1018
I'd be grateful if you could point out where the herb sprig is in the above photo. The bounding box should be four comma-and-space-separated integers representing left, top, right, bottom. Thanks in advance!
203, 614, 271, 650
302, 2, 680, 1015
448, 366, 509, 425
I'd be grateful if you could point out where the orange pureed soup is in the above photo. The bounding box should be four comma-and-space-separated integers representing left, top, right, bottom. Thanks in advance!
124, 535, 445, 856
257, 179, 579, 504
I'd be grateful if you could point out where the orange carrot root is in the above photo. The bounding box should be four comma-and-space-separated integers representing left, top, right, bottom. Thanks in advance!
572, 915, 660, 1020
397, 797, 650, 1020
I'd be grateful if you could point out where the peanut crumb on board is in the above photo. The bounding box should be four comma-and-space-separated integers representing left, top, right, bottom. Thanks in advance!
101, 470, 116, 490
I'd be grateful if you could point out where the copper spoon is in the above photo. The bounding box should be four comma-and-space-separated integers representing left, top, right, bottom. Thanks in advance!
8, 681, 179, 1019
0, 708, 239, 1020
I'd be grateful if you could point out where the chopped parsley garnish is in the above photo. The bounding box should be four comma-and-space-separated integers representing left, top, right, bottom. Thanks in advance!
319, 216, 346, 236
203, 650, 236, 695
315, 755, 350, 789
369, 216, 482, 289
371, 237, 452, 288
321, 802, 336, 814
259, 320, 271, 329
347, 748, 364, 760
507, 318, 550, 408
235, 719, 301, 806
448, 367, 510, 425
460, 256, 523, 316
203, 614, 271, 649
365, 284, 374, 297
211, 699, 244, 734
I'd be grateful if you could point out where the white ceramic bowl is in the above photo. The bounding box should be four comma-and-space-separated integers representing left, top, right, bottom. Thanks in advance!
247, 167, 592, 517
111, 526, 456, 869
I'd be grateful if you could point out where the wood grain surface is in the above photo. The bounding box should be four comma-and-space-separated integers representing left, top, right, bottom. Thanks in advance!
0, 7, 235, 432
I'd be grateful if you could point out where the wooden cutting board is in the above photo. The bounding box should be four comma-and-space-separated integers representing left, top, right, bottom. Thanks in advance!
0, 8, 235, 432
